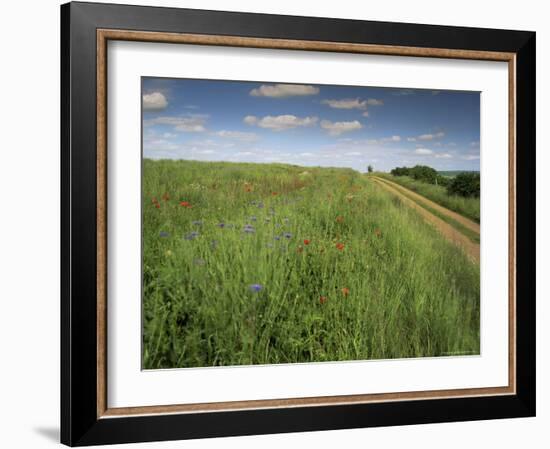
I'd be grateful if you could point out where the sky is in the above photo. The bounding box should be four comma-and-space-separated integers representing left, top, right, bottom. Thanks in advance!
142, 77, 480, 172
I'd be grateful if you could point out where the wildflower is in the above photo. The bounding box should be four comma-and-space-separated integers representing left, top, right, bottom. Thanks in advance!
249, 215, 257, 222
319, 296, 327, 305
257, 202, 264, 209
243, 224, 255, 234
151, 197, 158, 204
180, 201, 192, 208
155, 203, 160, 209
336, 242, 345, 251
274, 235, 281, 241
165, 250, 172, 257
283, 232, 292, 239
162, 192, 170, 201
336, 216, 344, 223
283, 218, 290, 223
159, 231, 169, 238
184, 231, 199, 240
217, 222, 225, 228
297, 245, 303, 254
375, 228, 382, 237
272, 192, 278, 196
192, 220, 203, 226
303, 239, 310, 245
250, 200, 257, 206
249, 284, 263, 293
341, 287, 350, 296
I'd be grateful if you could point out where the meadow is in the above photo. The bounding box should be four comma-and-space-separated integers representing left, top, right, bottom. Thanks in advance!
375, 173, 480, 223
142, 159, 480, 369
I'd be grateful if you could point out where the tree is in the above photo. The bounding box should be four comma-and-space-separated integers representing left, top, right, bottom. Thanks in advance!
447, 172, 480, 197
367, 165, 373, 173
408, 165, 438, 184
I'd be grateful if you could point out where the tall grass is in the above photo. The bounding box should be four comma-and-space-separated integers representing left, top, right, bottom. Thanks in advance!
375, 174, 480, 223
143, 160, 480, 369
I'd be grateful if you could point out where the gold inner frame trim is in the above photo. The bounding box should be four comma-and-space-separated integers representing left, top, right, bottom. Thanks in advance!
96, 28, 517, 419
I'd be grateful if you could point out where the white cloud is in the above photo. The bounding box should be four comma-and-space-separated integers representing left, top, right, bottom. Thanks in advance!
362, 111, 370, 117
345, 151, 362, 156
464, 154, 480, 160
414, 148, 433, 155
407, 137, 416, 142
322, 98, 367, 110
214, 130, 258, 141
383, 135, 401, 142
366, 98, 384, 106
417, 132, 445, 141
244, 114, 318, 131
142, 92, 168, 111
299, 152, 315, 157
470, 141, 480, 147
145, 115, 207, 132
249, 84, 319, 98
434, 153, 453, 159
320, 120, 362, 136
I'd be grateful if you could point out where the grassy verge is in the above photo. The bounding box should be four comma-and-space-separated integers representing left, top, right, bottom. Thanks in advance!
373, 178, 480, 244
143, 159, 480, 369
374, 173, 480, 223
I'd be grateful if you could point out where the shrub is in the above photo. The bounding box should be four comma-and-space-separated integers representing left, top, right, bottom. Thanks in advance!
447, 172, 480, 197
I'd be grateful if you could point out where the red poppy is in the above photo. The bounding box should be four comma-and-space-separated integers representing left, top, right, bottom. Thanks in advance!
180, 201, 192, 208
154, 203, 160, 209
319, 296, 327, 305
341, 287, 350, 296
162, 192, 170, 201
151, 197, 158, 204
272, 192, 278, 196
336, 215, 344, 223
303, 239, 310, 245
336, 242, 345, 251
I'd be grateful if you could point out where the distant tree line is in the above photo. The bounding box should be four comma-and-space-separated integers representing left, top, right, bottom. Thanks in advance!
390, 165, 480, 198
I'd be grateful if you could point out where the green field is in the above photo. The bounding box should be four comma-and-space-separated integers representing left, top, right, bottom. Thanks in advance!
142, 159, 480, 369
375, 173, 480, 223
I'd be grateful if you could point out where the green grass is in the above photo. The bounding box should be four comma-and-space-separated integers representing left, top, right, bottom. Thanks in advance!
373, 178, 480, 244
142, 159, 480, 369
374, 173, 480, 223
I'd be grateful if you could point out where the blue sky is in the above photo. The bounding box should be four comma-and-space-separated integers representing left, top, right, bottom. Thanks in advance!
142, 77, 480, 172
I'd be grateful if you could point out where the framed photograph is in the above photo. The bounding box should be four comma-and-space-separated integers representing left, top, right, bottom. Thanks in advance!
61, 1, 536, 446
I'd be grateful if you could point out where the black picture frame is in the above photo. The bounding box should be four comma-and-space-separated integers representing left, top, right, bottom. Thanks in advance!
61, 1, 536, 446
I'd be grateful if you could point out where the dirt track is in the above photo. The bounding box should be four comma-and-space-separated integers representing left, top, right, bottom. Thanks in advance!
371, 177, 480, 264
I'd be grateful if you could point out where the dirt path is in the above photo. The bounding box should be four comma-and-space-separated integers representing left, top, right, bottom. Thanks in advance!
374, 176, 480, 234
371, 177, 480, 264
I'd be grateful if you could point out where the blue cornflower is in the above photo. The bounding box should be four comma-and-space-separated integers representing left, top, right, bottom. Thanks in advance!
243, 224, 255, 234
283, 218, 290, 223
217, 222, 225, 228
249, 215, 257, 222
274, 235, 281, 241
184, 231, 199, 240
283, 232, 292, 239
159, 231, 169, 238
257, 202, 264, 208
192, 220, 203, 226
249, 284, 263, 293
